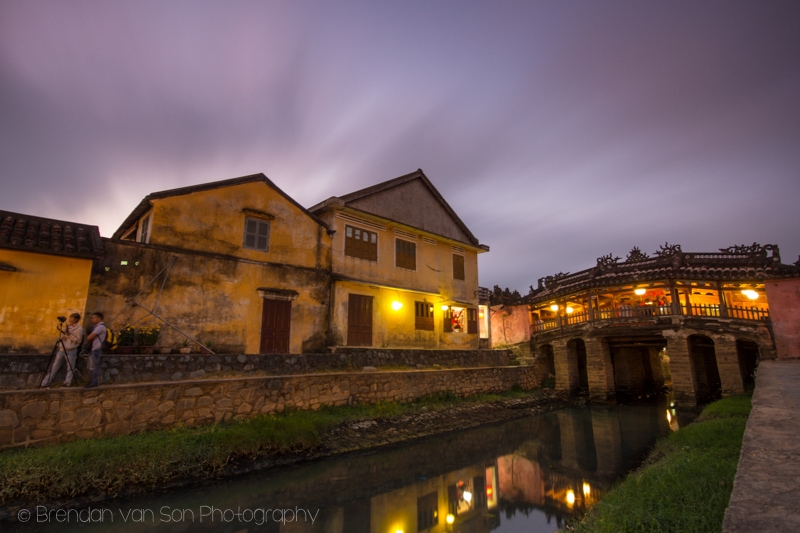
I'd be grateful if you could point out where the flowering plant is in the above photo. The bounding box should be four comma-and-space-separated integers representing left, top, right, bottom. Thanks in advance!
118, 325, 137, 346
138, 325, 161, 346
117, 324, 161, 346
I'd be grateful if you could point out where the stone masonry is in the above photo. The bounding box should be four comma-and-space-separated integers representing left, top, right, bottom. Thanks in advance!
0, 365, 539, 447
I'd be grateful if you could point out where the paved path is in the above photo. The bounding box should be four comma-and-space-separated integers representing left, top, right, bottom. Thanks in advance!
723, 360, 800, 532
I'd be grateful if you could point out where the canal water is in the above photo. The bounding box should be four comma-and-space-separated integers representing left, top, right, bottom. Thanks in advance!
9, 396, 687, 533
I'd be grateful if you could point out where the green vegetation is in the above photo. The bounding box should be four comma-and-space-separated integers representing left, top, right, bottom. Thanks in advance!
573, 393, 751, 533
0, 387, 539, 505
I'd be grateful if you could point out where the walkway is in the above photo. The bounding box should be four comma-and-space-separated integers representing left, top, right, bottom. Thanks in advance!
723, 359, 800, 532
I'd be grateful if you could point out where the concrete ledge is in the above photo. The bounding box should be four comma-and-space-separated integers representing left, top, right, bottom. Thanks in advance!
0, 349, 514, 390
723, 360, 800, 532
0, 365, 540, 448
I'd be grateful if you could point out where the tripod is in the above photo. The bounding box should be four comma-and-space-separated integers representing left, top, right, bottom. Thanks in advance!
41, 322, 80, 388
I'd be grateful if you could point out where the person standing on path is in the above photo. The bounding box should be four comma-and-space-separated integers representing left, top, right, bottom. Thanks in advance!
41, 313, 83, 388
84, 312, 106, 388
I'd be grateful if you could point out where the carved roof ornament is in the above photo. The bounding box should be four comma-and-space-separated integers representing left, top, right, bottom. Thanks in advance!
543, 272, 570, 288
654, 242, 682, 257
596, 253, 620, 270
720, 243, 765, 255
795, 255, 800, 267
626, 246, 650, 263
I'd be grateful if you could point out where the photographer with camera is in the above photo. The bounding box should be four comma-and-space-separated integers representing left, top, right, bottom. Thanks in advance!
41, 313, 83, 388
83, 312, 107, 388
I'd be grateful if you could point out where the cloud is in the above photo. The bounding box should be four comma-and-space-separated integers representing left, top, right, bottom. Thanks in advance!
1, 1, 799, 290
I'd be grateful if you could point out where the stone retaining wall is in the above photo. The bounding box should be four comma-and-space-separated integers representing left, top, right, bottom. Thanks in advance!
0, 365, 539, 447
0, 349, 514, 390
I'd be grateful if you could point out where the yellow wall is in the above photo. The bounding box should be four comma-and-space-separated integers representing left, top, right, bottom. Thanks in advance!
0, 249, 92, 353
146, 181, 328, 269
91, 181, 333, 354
318, 209, 483, 349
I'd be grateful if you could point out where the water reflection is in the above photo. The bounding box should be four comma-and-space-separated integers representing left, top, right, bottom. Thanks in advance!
6, 397, 684, 533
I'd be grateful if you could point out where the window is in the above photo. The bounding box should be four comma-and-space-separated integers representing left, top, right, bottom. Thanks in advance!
244, 217, 270, 252
467, 308, 478, 334
443, 307, 453, 333
417, 491, 439, 531
453, 254, 465, 281
396, 238, 416, 270
415, 301, 434, 331
345, 225, 378, 261
139, 214, 150, 244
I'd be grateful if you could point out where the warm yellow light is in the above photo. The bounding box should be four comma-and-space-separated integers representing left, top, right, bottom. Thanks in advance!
742, 289, 759, 300
583, 482, 591, 497
463, 490, 472, 503
441, 304, 449, 311
566, 307, 574, 314
566, 489, 576, 505
446, 514, 455, 525
550, 304, 559, 312
391, 301, 403, 311
635, 288, 647, 296
395, 530, 404, 533
666, 410, 672, 423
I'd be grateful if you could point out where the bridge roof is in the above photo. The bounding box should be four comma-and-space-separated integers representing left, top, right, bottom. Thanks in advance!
527, 243, 800, 304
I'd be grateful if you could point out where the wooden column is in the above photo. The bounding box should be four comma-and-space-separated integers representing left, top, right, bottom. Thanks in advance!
587, 290, 595, 321
669, 280, 681, 315
717, 282, 729, 318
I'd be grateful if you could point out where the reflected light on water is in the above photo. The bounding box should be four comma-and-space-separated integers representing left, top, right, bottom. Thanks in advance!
583, 482, 591, 497
566, 489, 576, 506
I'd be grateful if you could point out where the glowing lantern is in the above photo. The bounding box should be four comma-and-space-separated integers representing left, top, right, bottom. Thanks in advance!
742, 289, 759, 300
391, 301, 403, 311
550, 304, 559, 312
446, 514, 455, 525
635, 288, 646, 296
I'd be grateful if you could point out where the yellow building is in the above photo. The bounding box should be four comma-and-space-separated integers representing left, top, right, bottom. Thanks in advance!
87, 174, 333, 354
0, 211, 102, 353
310, 170, 490, 349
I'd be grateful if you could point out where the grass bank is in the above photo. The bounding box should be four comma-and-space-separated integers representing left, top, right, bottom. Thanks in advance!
572, 393, 751, 533
0, 387, 541, 508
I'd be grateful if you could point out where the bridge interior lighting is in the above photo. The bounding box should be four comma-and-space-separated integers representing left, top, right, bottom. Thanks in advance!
741, 289, 759, 300
566, 307, 574, 314
550, 304, 559, 312
634, 288, 647, 296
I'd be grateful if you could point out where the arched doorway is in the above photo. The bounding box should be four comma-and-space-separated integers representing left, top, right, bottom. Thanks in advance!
736, 340, 759, 390
567, 338, 589, 392
539, 344, 556, 387
688, 335, 721, 402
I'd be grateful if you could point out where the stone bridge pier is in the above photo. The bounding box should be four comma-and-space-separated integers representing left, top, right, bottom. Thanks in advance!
543, 324, 773, 406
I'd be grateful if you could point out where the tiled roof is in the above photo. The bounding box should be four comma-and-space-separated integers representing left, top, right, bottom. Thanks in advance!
0, 210, 102, 260
112, 173, 329, 239
527, 244, 800, 304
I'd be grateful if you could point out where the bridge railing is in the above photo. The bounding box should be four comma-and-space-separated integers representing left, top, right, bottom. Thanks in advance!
532, 302, 770, 336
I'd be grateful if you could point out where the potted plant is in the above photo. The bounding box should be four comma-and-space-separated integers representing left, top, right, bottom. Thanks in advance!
137, 325, 161, 354
116, 325, 137, 354
179, 339, 192, 354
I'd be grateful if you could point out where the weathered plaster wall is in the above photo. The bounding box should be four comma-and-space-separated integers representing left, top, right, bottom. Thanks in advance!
490, 305, 531, 347
765, 278, 800, 358
0, 366, 540, 447
86, 240, 331, 354
0, 349, 514, 390
0, 250, 93, 353
147, 181, 330, 270
329, 280, 480, 349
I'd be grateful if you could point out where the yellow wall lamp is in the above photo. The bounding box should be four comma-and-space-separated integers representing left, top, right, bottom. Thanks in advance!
391, 301, 404, 311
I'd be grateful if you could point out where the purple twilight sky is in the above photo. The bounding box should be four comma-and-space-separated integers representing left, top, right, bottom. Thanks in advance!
1, 1, 799, 292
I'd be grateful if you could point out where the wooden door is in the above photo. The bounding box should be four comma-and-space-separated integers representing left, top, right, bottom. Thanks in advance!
347, 294, 373, 346
260, 299, 292, 354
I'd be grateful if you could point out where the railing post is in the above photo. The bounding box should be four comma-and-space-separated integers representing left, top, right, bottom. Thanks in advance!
717, 283, 728, 318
